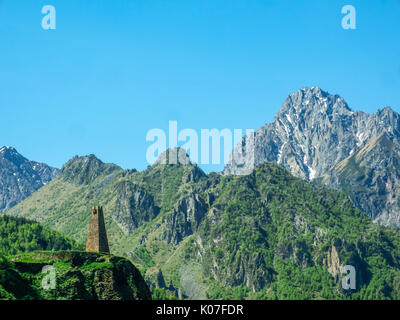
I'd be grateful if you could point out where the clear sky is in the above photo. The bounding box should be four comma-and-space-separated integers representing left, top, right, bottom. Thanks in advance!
1, 0, 399, 172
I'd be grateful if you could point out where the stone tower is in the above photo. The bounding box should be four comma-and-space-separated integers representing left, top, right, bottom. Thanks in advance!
86, 206, 110, 253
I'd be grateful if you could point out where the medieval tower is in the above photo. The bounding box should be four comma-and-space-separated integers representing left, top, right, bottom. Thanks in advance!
86, 206, 110, 253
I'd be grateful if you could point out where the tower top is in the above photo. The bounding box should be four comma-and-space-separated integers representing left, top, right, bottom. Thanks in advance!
86, 206, 110, 254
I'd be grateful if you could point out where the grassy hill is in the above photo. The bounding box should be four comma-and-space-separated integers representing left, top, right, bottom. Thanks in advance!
0, 251, 151, 300
0, 215, 83, 256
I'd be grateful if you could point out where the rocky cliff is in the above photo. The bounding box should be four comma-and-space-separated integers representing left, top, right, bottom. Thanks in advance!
1, 251, 151, 300
0, 146, 59, 213
320, 132, 400, 227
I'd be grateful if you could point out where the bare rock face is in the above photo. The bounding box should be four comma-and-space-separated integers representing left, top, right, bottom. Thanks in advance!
224, 87, 400, 227
113, 181, 160, 235
322, 132, 400, 227
0, 146, 59, 213
327, 245, 341, 280
219, 251, 269, 292
163, 193, 208, 244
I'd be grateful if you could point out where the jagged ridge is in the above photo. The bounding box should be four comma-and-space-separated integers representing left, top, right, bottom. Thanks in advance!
0, 147, 59, 213
224, 87, 400, 227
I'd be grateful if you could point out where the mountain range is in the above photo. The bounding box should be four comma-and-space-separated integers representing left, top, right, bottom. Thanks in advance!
2, 86, 400, 299
0, 146, 59, 213
224, 86, 400, 228
4, 149, 400, 299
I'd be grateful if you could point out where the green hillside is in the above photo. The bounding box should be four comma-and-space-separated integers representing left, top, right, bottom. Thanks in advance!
0, 251, 151, 300
0, 215, 83, 256
7, 151, 400, 299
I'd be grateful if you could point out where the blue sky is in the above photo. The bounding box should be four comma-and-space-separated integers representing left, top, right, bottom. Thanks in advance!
1, 0, 399, 172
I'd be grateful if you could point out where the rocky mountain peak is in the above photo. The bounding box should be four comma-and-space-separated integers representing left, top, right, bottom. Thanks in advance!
275, 87, 352, 123
59, 155, 122, 185
0, 146, 17, 153
226, 87, 400, 178
0, 146, 26, 164
154, 147, 192, 166
0, 147, 59, 213
224, 86, 400, 227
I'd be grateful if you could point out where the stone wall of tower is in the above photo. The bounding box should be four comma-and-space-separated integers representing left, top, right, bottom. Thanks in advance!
86, 206, 110, 253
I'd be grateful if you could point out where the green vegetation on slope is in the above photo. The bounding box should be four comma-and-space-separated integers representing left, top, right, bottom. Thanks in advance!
188, 164, 400, 299
6, 154, 400, 300
0, 215, 83, 256
0, 251, 151, 300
